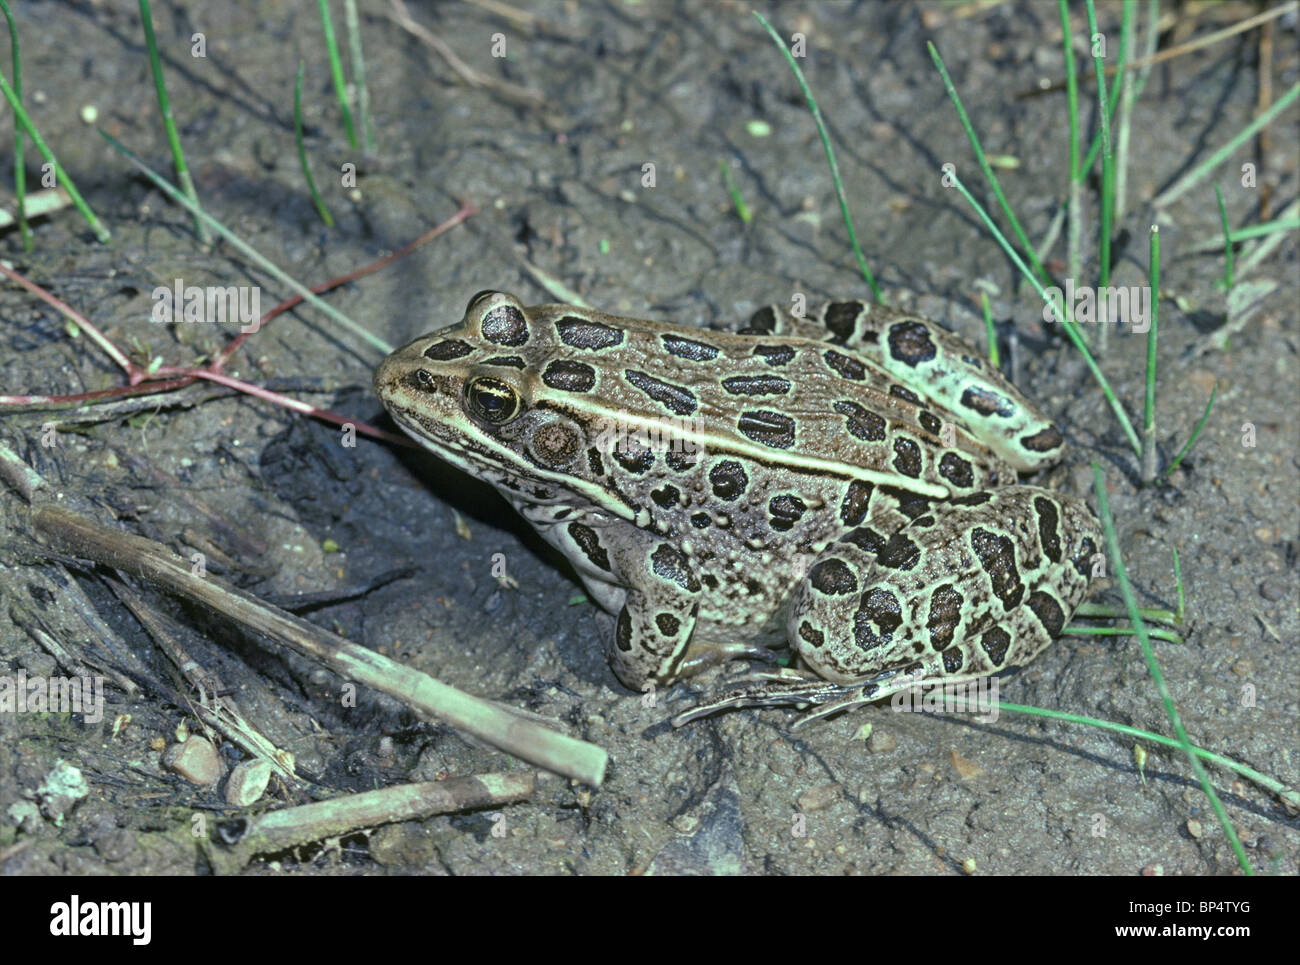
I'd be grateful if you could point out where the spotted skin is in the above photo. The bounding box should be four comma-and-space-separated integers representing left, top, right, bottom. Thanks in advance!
748, 299, 1067, 472
789, 487, 1100, 685
373, 291, 1101, 720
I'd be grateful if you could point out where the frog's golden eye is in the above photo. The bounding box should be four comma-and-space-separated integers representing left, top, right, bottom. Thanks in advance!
463, 375, 522, 425
466, 290, 499, 313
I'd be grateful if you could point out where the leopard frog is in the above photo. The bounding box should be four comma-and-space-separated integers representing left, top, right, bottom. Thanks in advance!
374, 291, 1102, 724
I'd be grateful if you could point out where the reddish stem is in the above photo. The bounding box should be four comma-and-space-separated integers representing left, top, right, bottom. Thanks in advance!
212, 202, 476, 372
0, 204, 473, 450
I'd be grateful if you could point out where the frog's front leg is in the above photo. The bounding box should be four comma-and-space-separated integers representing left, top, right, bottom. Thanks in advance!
568, 523, 704, 689
537, 510, 775, 692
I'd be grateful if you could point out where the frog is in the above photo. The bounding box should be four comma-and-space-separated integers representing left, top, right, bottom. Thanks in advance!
373, 290, 1102, 725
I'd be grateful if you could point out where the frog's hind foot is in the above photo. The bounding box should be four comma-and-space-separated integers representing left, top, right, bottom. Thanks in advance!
671, 666, 931, 729
670, 669, 868, 727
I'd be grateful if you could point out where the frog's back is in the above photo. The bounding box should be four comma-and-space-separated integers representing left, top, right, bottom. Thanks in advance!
510, 302, 1018, 501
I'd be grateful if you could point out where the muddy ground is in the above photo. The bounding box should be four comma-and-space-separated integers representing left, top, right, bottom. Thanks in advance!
0, 0, 1296, 876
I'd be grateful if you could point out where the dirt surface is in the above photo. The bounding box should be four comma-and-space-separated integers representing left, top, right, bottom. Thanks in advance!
0, 1, 1296, 876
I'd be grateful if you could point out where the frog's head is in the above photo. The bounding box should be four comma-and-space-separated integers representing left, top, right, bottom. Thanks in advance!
374, 291, 633, 513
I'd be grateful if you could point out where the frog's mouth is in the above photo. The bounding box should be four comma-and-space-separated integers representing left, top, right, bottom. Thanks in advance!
378, 384, 639, 521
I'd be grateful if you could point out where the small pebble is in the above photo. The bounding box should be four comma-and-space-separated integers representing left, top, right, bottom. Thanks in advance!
224, 759, 272, 806
796, 783, 839, 812
163, 737, 222, 785
949, 749, 985, 780
1259, 580, 1284, 601
867, 730, 898, 754
672, 814, 699, 834
1187, 818, 1204, 839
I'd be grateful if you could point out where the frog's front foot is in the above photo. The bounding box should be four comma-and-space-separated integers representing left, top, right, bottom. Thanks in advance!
671, 640, 785, 679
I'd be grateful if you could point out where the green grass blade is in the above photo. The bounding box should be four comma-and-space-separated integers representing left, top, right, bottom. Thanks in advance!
1081, 0, 1132, 173
98, 129, 389, 357
343, 0, 374, 154
1062, 624, 1182, 644
0, 0, 29, 250
1153, 81, 1300, 208
719, 160, 751, 223
138, 0, 209, 245
519, 260, 593, 308
1060, 0, 1082, 290
1085, 0, 1112, 158
1086, 0, 1114, 355
295, 60, 335, 227
1141, 225, 1158, 481
317, 0, 357, 150
1116, 0, 1160, 218
1236, 199, 1299, 280
1214, 184, 1233, 290
948, 169, 1141, 454
1163, 384, 1216, 480
1091, 462, 1251, 874
752, 11, 882, 302
927, 41, 1051, 289
0, 67, 109, 242
979, 291, 998, 366
1075, 602, 1179, 624
1230, 216, 1300, 242
1171, 546, 1184, 623
992, 702, 1297, 810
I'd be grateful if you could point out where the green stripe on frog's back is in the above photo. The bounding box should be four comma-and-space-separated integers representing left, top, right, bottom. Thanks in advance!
520, 304, 1016, 498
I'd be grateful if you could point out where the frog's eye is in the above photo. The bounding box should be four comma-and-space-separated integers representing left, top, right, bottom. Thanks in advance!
463, 376, 522, 425
466, 290, 499, 313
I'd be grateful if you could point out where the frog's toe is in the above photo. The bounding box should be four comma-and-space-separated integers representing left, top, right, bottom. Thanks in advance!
669, 669, 846, 727
671, 640, 785, 680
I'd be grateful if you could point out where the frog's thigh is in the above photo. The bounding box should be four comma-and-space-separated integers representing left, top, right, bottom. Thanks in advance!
787, 537, 928, 685
790, 495, 1070, 685
600, 535, 703, 689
